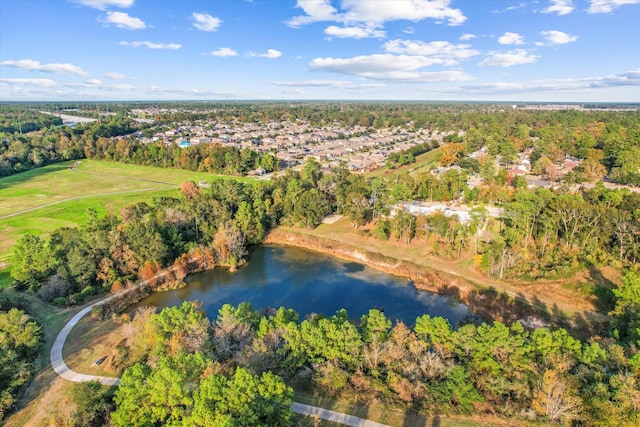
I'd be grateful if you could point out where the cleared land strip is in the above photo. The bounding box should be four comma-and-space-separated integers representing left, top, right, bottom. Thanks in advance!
51, 282, 389, 427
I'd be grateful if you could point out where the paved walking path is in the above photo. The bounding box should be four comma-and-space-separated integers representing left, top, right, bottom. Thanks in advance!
50, 289, 389, 427
292, 403, 390, 427
50, 304, 121, 386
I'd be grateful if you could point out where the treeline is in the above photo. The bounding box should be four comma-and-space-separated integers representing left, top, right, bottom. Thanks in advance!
0, 296, 42, 422
483, 183, 640, 280
95, 296, 639, 426
11, 157, 640, 302
84, 137, 278, 175
3, 102, 639, 183
0, 108, 62, 134
0, 112, 136, 176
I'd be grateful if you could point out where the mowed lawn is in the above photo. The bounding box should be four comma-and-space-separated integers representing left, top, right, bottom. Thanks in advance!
0, 160, 253, 262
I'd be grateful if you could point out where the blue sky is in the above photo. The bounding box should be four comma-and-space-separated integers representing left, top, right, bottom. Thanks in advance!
1, 0, 639, 102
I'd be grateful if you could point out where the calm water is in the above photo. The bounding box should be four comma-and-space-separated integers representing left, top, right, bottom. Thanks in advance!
130, 245, 471, 325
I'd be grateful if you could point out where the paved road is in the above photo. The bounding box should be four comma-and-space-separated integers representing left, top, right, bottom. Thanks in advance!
50, 289, 389, 427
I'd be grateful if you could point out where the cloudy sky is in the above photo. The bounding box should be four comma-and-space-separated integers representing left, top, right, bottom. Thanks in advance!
1, 0, 639, 102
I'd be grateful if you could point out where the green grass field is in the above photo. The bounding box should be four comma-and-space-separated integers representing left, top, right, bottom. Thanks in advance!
366, 147, 442, 179
0, 159, 253, 265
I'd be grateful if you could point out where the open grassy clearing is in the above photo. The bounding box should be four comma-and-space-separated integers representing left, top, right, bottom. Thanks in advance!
74, 159, 253, 185
0, 161, 169, 217
0, 159, 252, 219
0, 159, 254, 261
0, 189, 178, 260
366, 147, 442, 179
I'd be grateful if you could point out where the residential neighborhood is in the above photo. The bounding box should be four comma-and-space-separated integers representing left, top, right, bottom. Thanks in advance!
129, 107, 453, 173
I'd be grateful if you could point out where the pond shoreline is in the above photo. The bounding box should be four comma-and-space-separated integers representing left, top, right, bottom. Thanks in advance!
263, 228, 557, 327
101, 227, 595, 332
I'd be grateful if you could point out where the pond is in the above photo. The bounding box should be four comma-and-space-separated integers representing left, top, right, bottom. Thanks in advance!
130, 245, 471, 326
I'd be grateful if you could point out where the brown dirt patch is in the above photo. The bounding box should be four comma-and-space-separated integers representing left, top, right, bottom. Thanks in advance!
63, 315, 126, 377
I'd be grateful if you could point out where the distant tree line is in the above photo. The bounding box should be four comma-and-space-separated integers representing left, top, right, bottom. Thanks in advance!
2, 102, 639, 182
85, 137, 278, 176
0, 109, 135, 176
0, 108, 62, 134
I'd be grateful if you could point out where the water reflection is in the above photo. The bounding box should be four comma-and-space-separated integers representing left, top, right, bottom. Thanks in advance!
130, 245, 471, 325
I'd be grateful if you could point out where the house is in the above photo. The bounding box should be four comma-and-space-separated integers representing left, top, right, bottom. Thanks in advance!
249, 166, 266, 176
392, 201, 473, 224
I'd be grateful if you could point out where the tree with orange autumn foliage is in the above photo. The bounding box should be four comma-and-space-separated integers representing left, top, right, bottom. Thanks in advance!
138, 260, 161, 288
439, 143, 464, 167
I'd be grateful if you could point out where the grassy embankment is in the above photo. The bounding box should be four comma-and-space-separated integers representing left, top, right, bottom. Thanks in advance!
366, 147, 442, 179
0, 159, 252, 287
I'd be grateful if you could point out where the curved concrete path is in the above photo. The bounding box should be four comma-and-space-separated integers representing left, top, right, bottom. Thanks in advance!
50, 293, 122, 386
50, 291, 389, 427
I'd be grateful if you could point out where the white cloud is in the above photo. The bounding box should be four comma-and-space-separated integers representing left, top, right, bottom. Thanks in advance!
142, 86, 239, 98
543, 0, 574, 15
460, 33, 476, 41
192, 13, 222, 32
112, 84, 137, 91
498, 32, 525, 45
120, 41, 181, 49
69, 0, 134, 10
588, 0, 640, 13
287, 0, 340, 27
0, 78, 57, 87
324, 25, 385, 38
272, 79, 385, 89
383, 39, 479, 65
258, 49, 282, 59
287, 0, 466, 27
100, 11, 146, 30
540, 30, 578, 44
210, 47, 238, 57
478, 49, 538, 67
403, 26, 415, 34
309, 54, 473, 82
279, 88, 306, 95
1, 59, 89, 75
589, 70, 640, 87
105, 72, 128, 79
461, 70, 640, 94
491, 2, 528, 13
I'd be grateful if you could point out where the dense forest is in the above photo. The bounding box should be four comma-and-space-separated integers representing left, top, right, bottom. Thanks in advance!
67, 295, 639, 426
2, 102, 640, 424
